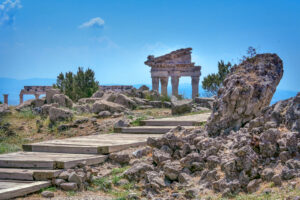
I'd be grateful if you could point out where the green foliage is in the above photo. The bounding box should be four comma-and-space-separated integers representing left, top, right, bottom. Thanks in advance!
111, 166, 129, 175
160, 95, 171, 102
16, 108, 36, 120
0, 143, 21, 154
40, 186, 57, 193
92, 177, 112, 192
130, 116, 147, 126
202, 60, 232, 96
54, 67, 99, 102
0, 101, 2, 104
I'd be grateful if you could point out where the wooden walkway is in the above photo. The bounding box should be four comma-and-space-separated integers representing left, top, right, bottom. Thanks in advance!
0, 113, 210, 199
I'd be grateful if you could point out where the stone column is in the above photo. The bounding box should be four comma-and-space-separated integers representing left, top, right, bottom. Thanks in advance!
3, 94, 8, 104
19, 93, 24, 104
34, 94, 40, 99
192, 76, 200, 99
160, 77, 169, 96
171, 76, 180, 97
152, 77, 159, 92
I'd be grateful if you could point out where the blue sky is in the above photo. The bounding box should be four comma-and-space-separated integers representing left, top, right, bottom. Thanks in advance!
0, 0, 299, 91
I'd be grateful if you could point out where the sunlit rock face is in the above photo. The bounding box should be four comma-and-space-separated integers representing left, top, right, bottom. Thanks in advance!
206, 53, 284, 136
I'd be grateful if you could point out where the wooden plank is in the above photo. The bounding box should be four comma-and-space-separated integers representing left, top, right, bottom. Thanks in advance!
0, 180, 50, 200
119, 126, 196, 134
0, 168, 61, 181
23, 134, 162, 154
0, 152, 107, 169
140, 113, 210, 126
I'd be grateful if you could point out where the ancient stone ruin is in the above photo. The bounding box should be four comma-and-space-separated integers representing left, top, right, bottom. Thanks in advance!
19, 86, 52, 104
3, 94, 8, 104
145, 48, 201, 98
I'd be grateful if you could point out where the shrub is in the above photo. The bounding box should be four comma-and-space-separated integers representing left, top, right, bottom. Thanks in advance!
54, 67, 99, 102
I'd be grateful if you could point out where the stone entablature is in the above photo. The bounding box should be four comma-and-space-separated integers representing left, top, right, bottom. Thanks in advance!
145, 48, 201, 98
19, 86, 52, 104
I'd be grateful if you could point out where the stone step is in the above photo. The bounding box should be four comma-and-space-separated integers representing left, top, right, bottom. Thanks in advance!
0, 180, 51, 200
0, 168, 61, 181
0, 152, 107, 169
115, 126, 196, 134
23, 133, 162, 154
140, 113, 211, 126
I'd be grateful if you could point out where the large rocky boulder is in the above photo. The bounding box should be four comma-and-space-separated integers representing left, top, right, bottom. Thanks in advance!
92, 90, 104, 98
171, 96, 192, 115
0, 104, 10, 115
53, 94, 73, 108
49, 107, 73, 122
92, 100, 125, 114
206, 54, 283, 136
114, 94, 137, 109
46, 88, 60, 104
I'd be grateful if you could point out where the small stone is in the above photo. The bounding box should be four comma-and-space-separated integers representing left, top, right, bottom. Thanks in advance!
247, 179, 261, 193
52, 178, 65, 186
68, 172, 83, 186
109, 152, 131, 165
41, 191, 54, 198
184, 188, 198, 199
261, 168, 275, 181
271, 174, 282, 186
127, 192, 140, 200
58, 171, 70, 180
60, 182, 78, 191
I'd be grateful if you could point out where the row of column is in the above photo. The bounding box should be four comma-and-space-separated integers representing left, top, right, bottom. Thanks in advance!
152, 76, 200, 98
19, 93, 40, 104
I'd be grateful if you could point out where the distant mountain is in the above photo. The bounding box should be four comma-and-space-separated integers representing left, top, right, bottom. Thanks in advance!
0, 78, 297, 105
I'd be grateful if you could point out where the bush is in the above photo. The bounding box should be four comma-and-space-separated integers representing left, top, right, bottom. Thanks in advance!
54, 67, 99, 102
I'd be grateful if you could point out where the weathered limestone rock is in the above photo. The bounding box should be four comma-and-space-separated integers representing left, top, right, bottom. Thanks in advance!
49, 107, 73, 122
194, 97, 214, 109
92, 100, 125, 113
53, 94, 73, 108
73, 104, 91, 114
46, 88, 60, 104
171, 96, 192, 115
92, 90, 104, 98
138, 85, 149, 91
60, 182, 78, 191
41, 191, 54, 198
206, 54, 283, 136
113, 94, 137, 109
40, 103, 59, 116
0, 104, 10, 115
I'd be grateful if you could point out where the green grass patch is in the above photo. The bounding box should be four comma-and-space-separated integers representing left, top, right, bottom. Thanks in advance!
16, 108, 36, 120
92, 177, 112, 192
0, 142, 22, 154
130, 116, 147, 126
111, 166, 129, 175
40, 186, 57, 193
112, 175, 123, 185
67, 191, 76, 196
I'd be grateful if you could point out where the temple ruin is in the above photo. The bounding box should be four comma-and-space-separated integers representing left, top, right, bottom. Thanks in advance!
3, 94, 8, 104
19, 86, 52, 104
145, 48, 201, 98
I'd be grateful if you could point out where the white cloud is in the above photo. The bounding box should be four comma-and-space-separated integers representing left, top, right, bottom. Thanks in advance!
0, 0, 22, 26
79, 17, 105, 29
